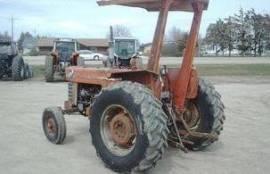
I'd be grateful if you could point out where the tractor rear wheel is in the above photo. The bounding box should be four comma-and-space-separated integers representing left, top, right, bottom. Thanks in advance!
24, 63, 30, 79
182, 79, 225, 150
90, 81, 169, 173
12, 55, 25, 81
42, 107, 66, 144
29, 65, 34, 78
45, 56, 54, 82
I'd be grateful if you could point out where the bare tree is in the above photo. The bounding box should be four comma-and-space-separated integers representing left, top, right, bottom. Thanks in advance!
112, 25, 132, 37
0, 31, 11, 41
162, 26, 188, 56
204, 20, 229, 56
203, 8, 270, 57
224, 17, 238, 57
245, 9, 269, 56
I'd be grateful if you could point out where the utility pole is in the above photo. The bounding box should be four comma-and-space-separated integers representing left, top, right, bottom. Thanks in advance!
0, 16, 17, 41
11, 16, 14, 41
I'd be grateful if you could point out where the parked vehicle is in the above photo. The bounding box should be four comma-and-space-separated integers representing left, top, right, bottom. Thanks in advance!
0, 40, 33, 81
42, 0, 225, 173
105, 26, 142, 68
78, 50, 104, 61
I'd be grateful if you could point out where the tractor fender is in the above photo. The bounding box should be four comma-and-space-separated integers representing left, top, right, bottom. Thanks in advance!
50, 52, 58, 65
71, 52, 80, 65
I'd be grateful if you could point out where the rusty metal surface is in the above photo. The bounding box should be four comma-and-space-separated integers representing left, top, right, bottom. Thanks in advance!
97, 0, 209, 12
186, 68, 199, 99
176, 110, 218, 141
100, 105, 137, 156
165, 67, 198, 99
47, 118, 56, 134
50, 52, 58, 65
147, 0, 172, 74
65, 67, 121, 87
64, 1, 208, 153
66, 66, 161, 95
182, 101, 200, 129
173, 1, 204, 111
64, 100, 73, 111
109, 112, 135, 147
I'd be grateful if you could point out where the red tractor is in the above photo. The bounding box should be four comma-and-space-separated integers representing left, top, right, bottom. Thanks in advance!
42, 0, 225, 173
45, 38, 82, 82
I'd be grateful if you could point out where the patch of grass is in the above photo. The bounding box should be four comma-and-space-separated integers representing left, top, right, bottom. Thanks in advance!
166, 64, 270, 76
32, 65, 45, 77
196, 64, 270, 76
31, 64, 270, 78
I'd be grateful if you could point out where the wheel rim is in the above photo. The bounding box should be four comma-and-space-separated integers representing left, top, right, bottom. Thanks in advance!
100, 105, 137, 156
183, 102, 201, 130
46, 117, 57, 137
20, 67, 24, 78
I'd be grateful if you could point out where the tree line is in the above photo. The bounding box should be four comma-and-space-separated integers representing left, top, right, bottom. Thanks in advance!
0, 31, 11, 41
160, 8, 270, 57
204, 8, 270, 57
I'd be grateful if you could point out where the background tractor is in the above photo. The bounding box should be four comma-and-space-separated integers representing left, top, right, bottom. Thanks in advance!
105, 26, 143, 68
42, 0, 225, 173
45, 38, 82, 82
0, 39, 33, 81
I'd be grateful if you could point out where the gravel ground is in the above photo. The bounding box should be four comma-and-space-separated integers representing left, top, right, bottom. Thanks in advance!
0, 78, 270, 174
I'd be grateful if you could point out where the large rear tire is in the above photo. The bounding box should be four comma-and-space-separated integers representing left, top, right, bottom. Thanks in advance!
12, 55, 25, 81
183, 79, 225, 150
24, 63, 30, 79
29, 65, 34, 78
45, 56, 54, 82
90, 82, 169, 173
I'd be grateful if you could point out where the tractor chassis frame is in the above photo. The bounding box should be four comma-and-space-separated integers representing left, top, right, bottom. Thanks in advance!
61, 0, 217, 151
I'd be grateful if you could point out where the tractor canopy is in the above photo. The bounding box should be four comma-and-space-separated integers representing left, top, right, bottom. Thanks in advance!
97, 0, 209, 12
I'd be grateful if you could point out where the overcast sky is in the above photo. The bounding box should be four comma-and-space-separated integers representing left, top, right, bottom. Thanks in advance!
0, 0, 269, 43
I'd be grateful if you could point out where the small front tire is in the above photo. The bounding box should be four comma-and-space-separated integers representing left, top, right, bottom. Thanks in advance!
42, 107, 66, 144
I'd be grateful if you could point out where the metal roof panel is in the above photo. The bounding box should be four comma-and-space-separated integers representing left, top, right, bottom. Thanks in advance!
97, 0, 209, 12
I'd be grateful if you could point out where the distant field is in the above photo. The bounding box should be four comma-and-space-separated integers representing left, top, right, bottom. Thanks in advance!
197, 64, 270, 76
24, 56, 270, 65
25, 56, 270, 78
32, 65, 45, 78
32, 64, 270, 78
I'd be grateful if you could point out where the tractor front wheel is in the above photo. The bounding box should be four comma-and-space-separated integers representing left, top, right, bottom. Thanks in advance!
45, 56, 54, 82
42, 107, 66, 144
90, 81, 169, 173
